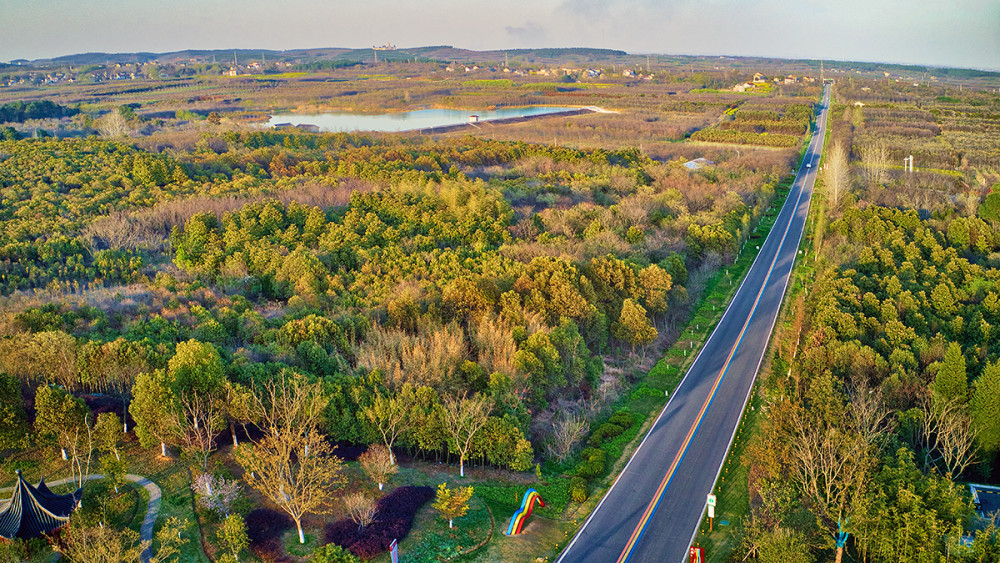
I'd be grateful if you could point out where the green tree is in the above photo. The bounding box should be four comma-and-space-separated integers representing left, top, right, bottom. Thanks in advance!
0, 373, 28, 450
440, 392, 492, 477
432, 482, 474, 528
932, 342, 967, 407
362, 385, 415, 465
130, 370, 179, 457
34, 384, 89, 460
311, 543, 360, 563
99, 453, 128, 493
93, 412, 123, 459
217, 514, 249, 562
970, 361, 1000, 453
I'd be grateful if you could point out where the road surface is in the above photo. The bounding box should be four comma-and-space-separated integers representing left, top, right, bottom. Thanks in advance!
557, 84, 831, 563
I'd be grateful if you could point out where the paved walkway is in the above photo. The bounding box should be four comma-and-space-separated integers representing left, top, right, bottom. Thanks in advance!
2, 473, 161, 562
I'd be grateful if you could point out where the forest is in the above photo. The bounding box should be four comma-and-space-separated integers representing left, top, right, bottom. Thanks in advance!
1, 55, 999, 562
0, 65, 803, 562
727, 79, 1000, 563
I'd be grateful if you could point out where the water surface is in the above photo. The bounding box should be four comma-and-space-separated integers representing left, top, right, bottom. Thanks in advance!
266, 106, 579, 133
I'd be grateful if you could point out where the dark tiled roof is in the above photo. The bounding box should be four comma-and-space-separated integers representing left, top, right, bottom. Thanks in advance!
0, 471, 81, 540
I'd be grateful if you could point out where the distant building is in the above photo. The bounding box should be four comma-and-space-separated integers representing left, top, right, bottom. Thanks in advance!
752, 72, 766, 84
733, 82, 753, 92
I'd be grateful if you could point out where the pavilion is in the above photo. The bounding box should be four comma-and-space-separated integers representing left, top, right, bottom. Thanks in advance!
0, 470, 82, 540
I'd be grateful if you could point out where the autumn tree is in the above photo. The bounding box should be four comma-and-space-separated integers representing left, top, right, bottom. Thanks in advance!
236, 428, 345, 544
432, 482, 474, 529
440, 392, 492, 477
612, 298, 657, 355
359, 444, 397, 491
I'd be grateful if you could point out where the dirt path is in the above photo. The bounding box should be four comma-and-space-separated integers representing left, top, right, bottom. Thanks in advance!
2, 473, 161, 562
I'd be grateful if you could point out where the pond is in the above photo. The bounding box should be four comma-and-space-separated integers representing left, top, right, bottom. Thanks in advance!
265, 106, 580, 133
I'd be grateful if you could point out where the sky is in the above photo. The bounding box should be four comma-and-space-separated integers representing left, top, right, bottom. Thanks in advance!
2, 0, 998, 71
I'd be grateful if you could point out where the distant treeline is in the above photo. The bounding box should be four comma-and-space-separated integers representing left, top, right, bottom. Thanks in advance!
0, 100, 78, 123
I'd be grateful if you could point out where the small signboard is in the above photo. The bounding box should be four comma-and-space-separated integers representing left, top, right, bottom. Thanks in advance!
689, 546, 705, 563
707, 505, 715, 519
390, 539, 399, 563
706, 494, 716, 507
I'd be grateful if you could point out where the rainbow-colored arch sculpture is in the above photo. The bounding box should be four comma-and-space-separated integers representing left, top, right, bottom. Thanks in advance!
506, 488, 545, 535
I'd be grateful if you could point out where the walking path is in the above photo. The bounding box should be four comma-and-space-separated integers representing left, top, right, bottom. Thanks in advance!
2, 473, 161, 562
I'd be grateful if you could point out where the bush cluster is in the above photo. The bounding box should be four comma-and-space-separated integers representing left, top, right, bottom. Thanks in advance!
324, 486, 434, 559
569, 476, 588, 503
576, 447, 607, 479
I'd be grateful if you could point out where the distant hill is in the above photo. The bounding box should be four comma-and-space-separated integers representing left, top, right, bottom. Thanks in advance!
22, 46, 632, 67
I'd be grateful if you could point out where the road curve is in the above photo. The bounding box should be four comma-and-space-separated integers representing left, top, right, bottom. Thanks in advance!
558, 85, 831, 563
2, 473, 162, 562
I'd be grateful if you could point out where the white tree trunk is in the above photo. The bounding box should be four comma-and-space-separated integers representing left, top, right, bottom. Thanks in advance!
378, 482, 384, 491
460, 458, 465, 477
161, 441, 167, 456
449, 518, 453, 529
232, 430, 238, 446
389, 449, 395, 465
61, 448, 68, 460
296, 521, 305, 544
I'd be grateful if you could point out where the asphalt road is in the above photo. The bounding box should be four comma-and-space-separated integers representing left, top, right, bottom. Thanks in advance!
557, 84, 831, 563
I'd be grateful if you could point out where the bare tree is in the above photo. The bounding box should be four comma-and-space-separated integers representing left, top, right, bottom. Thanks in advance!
236, 429, 345, 544
342, 492, 377, 530
546, 414, 590, 462
919, 397, 979, 477
250, 373, 328, 460
440, 393, 492, 477
859, 138, 889, 189
824, 142, 849, 207
359, 444, 397, 491
177, 391, 226, 472
788, 405, 873, 532
98, 109, 131, 138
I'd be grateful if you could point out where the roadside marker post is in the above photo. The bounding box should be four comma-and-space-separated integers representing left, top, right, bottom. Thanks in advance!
707, 494, 716, 532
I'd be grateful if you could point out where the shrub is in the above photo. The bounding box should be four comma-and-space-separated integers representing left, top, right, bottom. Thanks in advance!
588, 423, 624, 446
312, 543, 361, 563
246, 508, 292, 561
607, 410, 635, 429
569, 477, 588, 503
325, 486, 434, 559
576, 447, 607, 479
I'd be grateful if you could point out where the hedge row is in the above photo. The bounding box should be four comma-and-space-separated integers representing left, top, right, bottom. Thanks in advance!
324, 486, 434, 560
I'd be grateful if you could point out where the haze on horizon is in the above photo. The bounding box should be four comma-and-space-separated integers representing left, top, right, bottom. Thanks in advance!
2, 0, 998, 71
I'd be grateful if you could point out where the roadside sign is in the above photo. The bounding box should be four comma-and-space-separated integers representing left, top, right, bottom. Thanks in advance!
390, 539, 398, 563
689, 546, 705, 563
707, 505, 715, 519
706, 494, 716, 507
